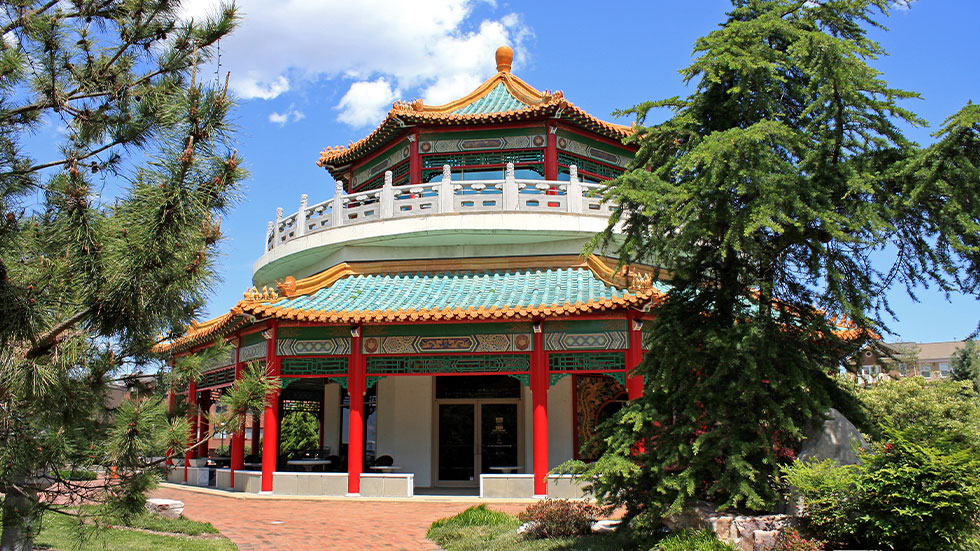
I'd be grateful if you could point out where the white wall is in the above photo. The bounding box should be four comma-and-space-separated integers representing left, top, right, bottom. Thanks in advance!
522, 379, 575, 470
375, 376, 434, 487
322, 383, 341, 456
548, 376, 574, 468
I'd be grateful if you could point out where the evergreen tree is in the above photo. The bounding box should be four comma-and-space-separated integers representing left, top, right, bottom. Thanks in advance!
576, 0, 980, 528
279, 412, 321, 458
951, 340, 980, 392
0, 2, 243, 549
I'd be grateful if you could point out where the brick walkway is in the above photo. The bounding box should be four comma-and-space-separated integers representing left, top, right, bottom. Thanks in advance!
152, 485, 530, 551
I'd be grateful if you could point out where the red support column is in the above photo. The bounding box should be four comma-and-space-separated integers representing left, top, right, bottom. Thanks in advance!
261, 322, 281, 493
544, 121, 558, 180
196, 393, 211, 458
531, 321, 549, 497
627, 310, 644, 400
347, 325, 365, 495
184, 380, 197, 483
230, 344, 244, 489
409, 129, 422, 185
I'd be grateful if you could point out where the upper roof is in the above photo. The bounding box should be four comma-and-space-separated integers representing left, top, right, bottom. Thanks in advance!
316, 46, 634, 171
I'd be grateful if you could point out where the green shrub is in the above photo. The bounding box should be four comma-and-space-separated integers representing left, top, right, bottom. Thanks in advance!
783, 429, 980, 550
652, 529, 738, 551
858, 378, 980, 449
429, 504, 514, 531
58, 469, 98, 481
516, 499, 604, 539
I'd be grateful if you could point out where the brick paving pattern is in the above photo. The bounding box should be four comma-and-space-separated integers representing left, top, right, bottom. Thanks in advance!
153, 485, 529, 551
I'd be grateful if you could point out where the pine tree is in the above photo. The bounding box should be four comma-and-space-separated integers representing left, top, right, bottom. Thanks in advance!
951, 340, 980, 392
577, 0, 980, 529
0, 2, 243, 549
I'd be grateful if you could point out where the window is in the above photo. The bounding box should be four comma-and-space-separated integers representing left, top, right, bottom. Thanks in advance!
898, 363, 908, 376
920, 364, 931, 378
940, 363, 950, 378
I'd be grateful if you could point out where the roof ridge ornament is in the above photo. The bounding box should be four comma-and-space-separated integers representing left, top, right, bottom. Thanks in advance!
495, 45, 513, 73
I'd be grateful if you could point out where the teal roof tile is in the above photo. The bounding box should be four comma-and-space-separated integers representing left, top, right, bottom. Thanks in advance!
262, 268, 669, 315
452, 83, 527, 115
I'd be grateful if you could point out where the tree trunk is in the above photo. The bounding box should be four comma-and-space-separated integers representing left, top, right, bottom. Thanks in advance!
0, 487, 38, 551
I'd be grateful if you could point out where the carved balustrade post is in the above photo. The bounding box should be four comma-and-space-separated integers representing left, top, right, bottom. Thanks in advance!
380, 171, 394, 219
503, 162, 518, 211
273, 207, 283, 246
567, 165, 583, 214
266, 221, 274, 251
439, 164, 454, 213
332, 180, 346, 228
296, 194, 308, 237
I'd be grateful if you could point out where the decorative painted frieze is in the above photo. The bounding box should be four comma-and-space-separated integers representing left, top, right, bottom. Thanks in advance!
556, 134, 630, 168
420, 133, 545, 154
277, 337, 351, 356
544, 331, 628, 351
363, 333, 532, 355
238, 341, 267, 361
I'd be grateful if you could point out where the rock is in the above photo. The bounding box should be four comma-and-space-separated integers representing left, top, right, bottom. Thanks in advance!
591, 519, 620, 534
753, 529, 779, 550
798, 408, 869, 466
516, 521, 538, 534
145, 498, 184, 519
662, 500, 716, 531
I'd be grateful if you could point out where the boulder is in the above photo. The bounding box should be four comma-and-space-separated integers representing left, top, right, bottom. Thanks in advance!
145, 498, 184, 519
798, 408, 868, 466
591, 519, 620, 534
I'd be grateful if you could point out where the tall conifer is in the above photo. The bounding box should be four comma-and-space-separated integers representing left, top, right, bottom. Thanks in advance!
580, 0, 980, 527
0, 2, 243, 549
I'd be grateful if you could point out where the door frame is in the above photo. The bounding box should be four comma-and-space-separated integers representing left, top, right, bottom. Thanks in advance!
432, 397, 524, 487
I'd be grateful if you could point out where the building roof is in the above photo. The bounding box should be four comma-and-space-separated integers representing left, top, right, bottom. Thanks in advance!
884, 340, 967, 362
154, 255, 665, 354
245, 266, 667, 324
316, 46, 633, 171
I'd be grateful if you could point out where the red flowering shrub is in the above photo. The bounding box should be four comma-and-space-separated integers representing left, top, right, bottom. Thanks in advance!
516, 499, 604, 539
768, 527, 825, 551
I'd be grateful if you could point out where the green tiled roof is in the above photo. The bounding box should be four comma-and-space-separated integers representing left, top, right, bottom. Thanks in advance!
264, 268, 669, 314
452, 83, 527, 115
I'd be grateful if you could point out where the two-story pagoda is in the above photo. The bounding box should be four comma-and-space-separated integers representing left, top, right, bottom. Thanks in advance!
158, 46, 668, 499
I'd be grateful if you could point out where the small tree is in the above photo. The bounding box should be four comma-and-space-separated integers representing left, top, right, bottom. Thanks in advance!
279, 412, 320, 458
951, 340, 980, 391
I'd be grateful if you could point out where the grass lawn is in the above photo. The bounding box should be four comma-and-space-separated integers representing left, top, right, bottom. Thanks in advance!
426, 505, 638, 551
34, 507, 236, 551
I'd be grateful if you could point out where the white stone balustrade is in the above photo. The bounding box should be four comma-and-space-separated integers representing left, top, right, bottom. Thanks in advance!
265, 163, 614, 250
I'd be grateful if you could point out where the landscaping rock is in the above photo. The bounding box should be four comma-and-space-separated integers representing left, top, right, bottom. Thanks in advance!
145, 498, 184, 519
591, 519, 620, 534
798, 408, 868, 466
516, 521, 538, 534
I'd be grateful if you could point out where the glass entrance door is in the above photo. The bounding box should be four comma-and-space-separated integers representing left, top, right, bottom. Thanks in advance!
436, 401, 520, 486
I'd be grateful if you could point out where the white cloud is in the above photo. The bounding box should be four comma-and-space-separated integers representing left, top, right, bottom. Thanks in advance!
180, 0, 531, 126
268, 104, 306, 126
336, 78, 398, 127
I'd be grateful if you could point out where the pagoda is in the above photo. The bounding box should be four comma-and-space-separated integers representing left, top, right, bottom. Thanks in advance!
157, 46, 667, 498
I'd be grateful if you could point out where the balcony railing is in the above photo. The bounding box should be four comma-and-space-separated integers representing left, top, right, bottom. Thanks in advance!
265, 163, 613, 252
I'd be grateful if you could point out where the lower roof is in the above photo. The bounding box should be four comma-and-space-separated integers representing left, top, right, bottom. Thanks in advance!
154, 256, 665, 354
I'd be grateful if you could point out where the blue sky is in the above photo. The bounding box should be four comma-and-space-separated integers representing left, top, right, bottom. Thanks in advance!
57, 1, 980, 342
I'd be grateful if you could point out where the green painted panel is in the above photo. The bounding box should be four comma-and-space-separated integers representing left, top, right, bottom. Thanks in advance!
420, 127, 543, 141
544, 319, 626, 333
278, 326, 350, 339
556, 129, 634, 160
365, 322, 531, 337
242, 332, 265, 346
367, 354, 529, 375
549, 352, 625, 372
281, 357, 349, 376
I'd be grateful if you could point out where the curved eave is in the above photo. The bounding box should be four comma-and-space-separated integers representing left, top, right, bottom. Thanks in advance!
241, 290, 661, 325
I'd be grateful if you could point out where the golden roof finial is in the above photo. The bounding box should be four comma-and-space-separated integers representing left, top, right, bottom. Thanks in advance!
495, 45, 513, 73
